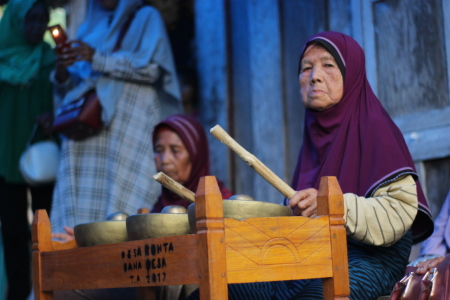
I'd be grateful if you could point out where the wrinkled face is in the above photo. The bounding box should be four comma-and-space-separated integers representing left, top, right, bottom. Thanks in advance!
97, 0, 119, 10
154, 129, 192, 185
298, 45, 344, 111
23, 2, 49, 45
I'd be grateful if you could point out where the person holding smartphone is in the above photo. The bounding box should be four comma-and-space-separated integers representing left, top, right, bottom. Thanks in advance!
0, 0, 55, 299
50, 0, 181, 238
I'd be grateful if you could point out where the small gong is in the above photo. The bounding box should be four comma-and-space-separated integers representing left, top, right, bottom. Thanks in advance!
106, 211, 129, 221
126, 205, 190, 240
161, 205, 187, 214
229, 194, 255, 201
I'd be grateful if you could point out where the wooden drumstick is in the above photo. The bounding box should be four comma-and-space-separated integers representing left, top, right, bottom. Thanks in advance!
153, 172, 196, 203
210, 125, 296, 199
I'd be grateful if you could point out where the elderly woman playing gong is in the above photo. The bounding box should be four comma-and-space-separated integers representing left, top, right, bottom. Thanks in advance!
188, 31, 434, 300
152, 114, 233, 213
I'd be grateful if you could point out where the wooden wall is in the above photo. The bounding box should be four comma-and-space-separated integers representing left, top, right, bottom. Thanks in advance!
368, 0, 450, 217
279, 0, 327, 183
194, 0, 230, 190
375, 0, 448, 116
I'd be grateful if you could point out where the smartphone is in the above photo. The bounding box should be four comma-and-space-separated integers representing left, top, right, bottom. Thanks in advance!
48, 24, 68, 53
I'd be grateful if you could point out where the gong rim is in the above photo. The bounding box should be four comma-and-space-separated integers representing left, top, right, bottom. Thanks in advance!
187, 199, 293, 233
74, 220, 128, 247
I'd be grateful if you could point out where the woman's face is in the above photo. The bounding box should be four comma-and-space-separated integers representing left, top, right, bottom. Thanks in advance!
154, 129, 192, 185
23, 3, 49, 45
97, 0, 119, 10
298, 45, 344, 111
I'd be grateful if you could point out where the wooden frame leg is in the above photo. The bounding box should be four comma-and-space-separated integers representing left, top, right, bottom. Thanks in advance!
317, 177, 350, 300
195, 176, 228, 300
32, 210, 54, 300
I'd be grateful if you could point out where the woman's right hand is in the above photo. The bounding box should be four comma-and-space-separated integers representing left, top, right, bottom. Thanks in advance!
415, 256, 445, 274
54, 40, 95, 82
57, 40, 95, 66
52, 226, 75, 242
288, 188, 318, 218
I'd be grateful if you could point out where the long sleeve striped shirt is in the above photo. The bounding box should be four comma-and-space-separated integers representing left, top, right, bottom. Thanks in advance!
344, 175, 418, 246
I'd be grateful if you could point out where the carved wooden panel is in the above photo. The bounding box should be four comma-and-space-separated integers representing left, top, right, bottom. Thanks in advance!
225, 216, 333, 283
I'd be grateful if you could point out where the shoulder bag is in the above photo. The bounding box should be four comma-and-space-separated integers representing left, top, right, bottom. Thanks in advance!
388, 254, 450, 300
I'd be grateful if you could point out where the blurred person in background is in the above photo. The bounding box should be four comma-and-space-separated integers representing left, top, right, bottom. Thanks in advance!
0, 0, 55, 298
418, 189, 450, 259
50, 0, 181, 236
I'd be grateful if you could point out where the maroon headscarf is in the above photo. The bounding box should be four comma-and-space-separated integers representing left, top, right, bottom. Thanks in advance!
291, 31, 433, 243
152, 114, 232, 212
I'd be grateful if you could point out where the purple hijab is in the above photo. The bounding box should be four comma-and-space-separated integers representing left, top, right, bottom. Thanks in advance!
291, 31, 433, 243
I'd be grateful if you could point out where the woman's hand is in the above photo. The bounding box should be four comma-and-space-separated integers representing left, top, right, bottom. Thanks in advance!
415, 256, 445, 275
57, 40, 96, 67
54, 40, 95, 82
288, 188, 318, 218
52, 226, 75, 242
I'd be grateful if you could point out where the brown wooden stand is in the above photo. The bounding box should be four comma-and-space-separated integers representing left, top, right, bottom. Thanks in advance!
32, 176, 350, 299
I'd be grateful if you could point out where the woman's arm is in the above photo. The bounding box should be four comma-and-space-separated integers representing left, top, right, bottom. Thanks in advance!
91, 51, 161, 84
56, 39, 162, 85
50, 69, 76, 97
50, 57, 78, 97
50, 66, 77, 113
344, 175, 418, 246
90, 6, 172, 85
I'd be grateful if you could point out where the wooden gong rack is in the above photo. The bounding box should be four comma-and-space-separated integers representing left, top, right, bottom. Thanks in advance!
32, 176, 350, 300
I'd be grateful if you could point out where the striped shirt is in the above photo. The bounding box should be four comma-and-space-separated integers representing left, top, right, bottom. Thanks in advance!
344, 175, 418, 246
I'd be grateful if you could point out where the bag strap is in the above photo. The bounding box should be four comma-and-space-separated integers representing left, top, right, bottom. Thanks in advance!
113, 3, 148, 52
26, 123, 39, 147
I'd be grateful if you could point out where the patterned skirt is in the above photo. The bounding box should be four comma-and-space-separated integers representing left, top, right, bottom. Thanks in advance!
50, 84, 161, 233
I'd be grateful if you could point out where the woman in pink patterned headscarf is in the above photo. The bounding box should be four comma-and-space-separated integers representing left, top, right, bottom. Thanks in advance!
152, 114, 232, 212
